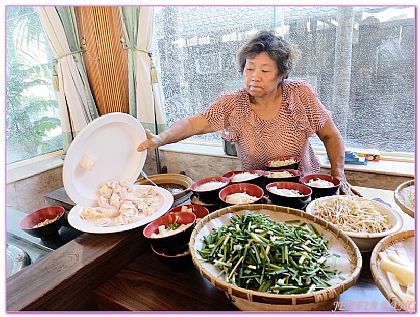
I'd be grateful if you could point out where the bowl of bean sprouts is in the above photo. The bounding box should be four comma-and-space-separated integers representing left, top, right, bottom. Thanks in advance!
20, 206, 65, 240
306, 195, 404, 252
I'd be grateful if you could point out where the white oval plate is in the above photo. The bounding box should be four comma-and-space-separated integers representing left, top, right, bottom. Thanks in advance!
68, 185, 174, 234
63, 112, 147, 207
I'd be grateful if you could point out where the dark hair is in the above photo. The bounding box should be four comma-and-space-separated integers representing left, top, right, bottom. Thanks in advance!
236, 30, 299, 79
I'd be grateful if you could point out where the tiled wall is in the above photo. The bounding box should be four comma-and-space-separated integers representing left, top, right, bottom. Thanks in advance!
6, 166, 64, 213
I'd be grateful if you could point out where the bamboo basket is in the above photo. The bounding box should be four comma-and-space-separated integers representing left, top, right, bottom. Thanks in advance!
394, 180, 415, 218
189, 204, 362, 311
370, 230, 415, 312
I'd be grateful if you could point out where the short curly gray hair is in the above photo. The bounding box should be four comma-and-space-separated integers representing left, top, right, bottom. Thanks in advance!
236, 30, 299, 79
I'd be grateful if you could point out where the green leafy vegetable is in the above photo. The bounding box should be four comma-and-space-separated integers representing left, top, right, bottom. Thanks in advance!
198, 213, 341, 294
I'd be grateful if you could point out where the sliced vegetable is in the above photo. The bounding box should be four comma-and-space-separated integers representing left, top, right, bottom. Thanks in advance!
379, 252, 414, 286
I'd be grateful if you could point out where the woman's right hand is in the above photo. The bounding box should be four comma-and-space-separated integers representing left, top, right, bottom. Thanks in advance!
137, 129, 162, 152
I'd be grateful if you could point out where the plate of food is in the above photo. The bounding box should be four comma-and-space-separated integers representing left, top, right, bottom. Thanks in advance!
394, 180, 414, 217
63, 112, 147, 207
68, 184, 174, 234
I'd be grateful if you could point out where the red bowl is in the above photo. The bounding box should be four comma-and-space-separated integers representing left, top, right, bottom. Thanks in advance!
264, 155, 301, 171
20, 206, 65, 240
168, 204, 210, 219
263, 169, 300, 186
191, 176, 230, 204
143, 211, 196, 249
222, 170, 265, 185
219, 183, 264, 205
300, 174, 340, 199
266, 182, 312, 209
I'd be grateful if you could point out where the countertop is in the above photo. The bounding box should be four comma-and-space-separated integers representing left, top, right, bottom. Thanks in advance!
93, 186, 415, 312
6, 186, 414, 312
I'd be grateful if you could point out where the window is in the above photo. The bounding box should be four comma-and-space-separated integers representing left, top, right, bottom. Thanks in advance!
153, 6, 414, 154
6, 7, 62, 164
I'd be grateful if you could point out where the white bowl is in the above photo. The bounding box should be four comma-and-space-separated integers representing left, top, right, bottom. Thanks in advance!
306, 196, 404, 252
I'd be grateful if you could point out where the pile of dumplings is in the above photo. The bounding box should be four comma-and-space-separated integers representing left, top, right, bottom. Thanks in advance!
81, 180, 162, 226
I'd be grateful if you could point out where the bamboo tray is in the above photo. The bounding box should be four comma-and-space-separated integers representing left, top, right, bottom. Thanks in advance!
189, 204, 362, 311
370, 230, 415, 312
394, 180, 415, 217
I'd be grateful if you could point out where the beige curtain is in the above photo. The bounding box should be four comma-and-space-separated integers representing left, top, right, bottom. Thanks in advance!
37, 7, 99, 151
135, 7, 166, 134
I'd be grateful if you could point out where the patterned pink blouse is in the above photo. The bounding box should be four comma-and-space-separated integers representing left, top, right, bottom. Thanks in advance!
202, 80, 331, 176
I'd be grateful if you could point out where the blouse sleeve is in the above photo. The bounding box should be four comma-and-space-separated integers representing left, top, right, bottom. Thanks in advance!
201, 93, 239, 142
298, 83, 331, 133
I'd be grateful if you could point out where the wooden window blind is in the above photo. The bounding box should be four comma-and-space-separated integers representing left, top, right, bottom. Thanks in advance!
75, 6, 128, 115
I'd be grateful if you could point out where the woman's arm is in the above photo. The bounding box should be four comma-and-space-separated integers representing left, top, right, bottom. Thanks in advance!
316, 118, 361, 196
137, 114, 215, 152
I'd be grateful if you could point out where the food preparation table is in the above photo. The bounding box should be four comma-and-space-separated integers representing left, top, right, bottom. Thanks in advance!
89, 186, 414, 311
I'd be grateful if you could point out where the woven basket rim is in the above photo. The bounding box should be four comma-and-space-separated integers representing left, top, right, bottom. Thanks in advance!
394, 180, 415, 217
370, 229, 415, 311
189, 203, 362, 304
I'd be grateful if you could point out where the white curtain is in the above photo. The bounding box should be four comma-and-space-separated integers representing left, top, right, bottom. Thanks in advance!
135, 7, 166, 134
38, 7, 98, 149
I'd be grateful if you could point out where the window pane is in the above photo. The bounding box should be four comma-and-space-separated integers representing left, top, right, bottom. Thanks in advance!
6, 7, 62, 164
153, 6, 414, 154
153, 6, 275, 142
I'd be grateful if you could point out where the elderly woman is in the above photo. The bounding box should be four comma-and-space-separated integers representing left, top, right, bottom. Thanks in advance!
138, 30, 359, 195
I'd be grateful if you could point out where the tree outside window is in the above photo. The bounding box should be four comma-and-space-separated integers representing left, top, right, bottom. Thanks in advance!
6, 7, 62, 164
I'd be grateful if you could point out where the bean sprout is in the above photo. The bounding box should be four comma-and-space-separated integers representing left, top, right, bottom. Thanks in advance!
311, 196, 390, 233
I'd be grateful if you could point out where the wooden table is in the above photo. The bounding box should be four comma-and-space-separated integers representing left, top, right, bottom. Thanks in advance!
10, 185, 409, 311
92, 186, 414, 312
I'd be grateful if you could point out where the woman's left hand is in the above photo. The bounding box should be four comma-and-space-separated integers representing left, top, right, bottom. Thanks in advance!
338, 179, 362, 196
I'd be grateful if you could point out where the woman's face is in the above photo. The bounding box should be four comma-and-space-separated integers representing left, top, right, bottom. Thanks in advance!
243, 52, 281, 98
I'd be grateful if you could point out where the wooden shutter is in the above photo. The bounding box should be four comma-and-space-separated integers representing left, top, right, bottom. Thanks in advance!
76, 6, 128, 115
